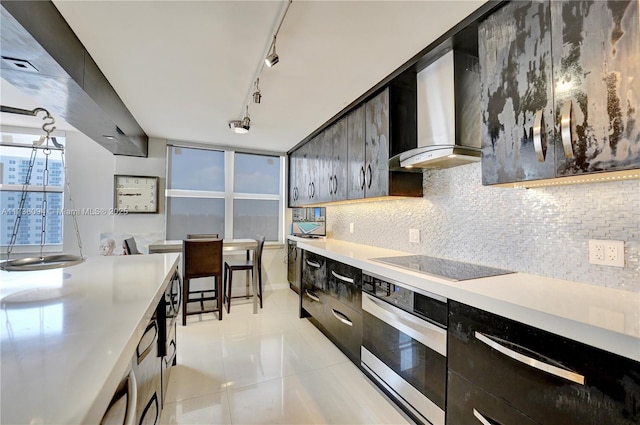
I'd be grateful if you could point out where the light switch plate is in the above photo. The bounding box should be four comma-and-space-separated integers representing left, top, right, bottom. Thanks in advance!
409, 229, 420, 243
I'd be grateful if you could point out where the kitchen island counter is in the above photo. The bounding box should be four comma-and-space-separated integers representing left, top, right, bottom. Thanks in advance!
290, 236, 640, 362
0, 253, 180, 425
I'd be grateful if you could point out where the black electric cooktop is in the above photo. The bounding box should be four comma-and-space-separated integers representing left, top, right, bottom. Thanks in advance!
371, 255, 514, 282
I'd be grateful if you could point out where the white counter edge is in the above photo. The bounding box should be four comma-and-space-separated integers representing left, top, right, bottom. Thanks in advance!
289, 236, 640, 362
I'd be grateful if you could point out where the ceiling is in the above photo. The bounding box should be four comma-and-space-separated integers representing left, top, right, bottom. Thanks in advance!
1, 0, 487, 154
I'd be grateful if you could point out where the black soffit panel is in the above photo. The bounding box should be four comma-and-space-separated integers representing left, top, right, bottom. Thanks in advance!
0, 1, 148, 157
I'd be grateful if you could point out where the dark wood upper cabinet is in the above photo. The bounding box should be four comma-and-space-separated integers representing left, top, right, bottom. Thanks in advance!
288, 69, 423, 206
480, 0, 640, 186
551, 0, 640, 176
316, 120, 348, 203
347, 105, 367, 200
361, 72, 423, 199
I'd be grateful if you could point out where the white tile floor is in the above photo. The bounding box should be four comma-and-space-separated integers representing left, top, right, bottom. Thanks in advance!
160, 288, 412, 425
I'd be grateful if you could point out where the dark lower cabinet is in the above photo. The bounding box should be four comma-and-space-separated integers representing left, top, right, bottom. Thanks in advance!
301, 250, 327, 322
447, 371, 541, 425
448, 300, 640, 425
301, 252, 363, 363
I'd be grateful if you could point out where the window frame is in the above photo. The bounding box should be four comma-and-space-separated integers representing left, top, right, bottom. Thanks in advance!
165, 143, 286, 244
0, 125, 66, 254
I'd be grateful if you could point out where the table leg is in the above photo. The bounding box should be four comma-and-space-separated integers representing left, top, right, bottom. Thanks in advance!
252, 248, 258, 314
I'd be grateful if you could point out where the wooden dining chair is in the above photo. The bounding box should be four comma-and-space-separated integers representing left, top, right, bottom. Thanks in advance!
182, 238, 223, 325
223, 236, 265, 314
123, 237, 141, 255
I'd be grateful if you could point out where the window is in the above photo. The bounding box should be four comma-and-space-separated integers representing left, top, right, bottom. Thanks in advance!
166, 145, 284, 242
0, 127, 65, 250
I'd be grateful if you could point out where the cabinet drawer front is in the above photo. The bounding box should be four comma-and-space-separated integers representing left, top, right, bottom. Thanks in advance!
448, 301, 640, 425
446, 371, 541, 425
326, 298, 362, 363
327, 259, 362, 311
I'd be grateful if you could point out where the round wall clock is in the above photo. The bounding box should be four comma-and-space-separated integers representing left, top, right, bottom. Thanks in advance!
114, 175, 159, 213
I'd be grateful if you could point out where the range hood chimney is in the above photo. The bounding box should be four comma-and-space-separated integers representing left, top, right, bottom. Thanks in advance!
391, 50, 481, 170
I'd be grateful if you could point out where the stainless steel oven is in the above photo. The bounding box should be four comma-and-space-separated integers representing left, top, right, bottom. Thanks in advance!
361, 272, 447, 425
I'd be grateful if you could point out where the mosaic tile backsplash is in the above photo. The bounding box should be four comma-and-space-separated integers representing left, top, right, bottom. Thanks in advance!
328, 163, 640, 292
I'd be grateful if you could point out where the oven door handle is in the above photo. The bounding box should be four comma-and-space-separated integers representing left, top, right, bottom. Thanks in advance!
331, 308, 353, 326
331, 270, 355, 284
473, 409, 497, 425
474, 332, 585, 385
362, 293, 446, 356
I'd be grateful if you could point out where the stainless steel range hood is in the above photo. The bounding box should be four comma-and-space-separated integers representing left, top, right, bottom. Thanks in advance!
391, 50, 481, 170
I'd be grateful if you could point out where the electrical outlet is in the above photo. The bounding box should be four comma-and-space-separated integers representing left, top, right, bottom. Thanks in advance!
349, 223, 354, 234
589, 239, 624, 267
409, 229, 420, 243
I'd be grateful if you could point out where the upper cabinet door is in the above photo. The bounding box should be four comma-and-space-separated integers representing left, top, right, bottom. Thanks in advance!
288, 151, 298, 207
332, 118, 348, 201
347, 105, 366, 200
316, 128, 333, 204
365, 88, 390, 197
479, 0, 556, 185
551, 0, 640, 176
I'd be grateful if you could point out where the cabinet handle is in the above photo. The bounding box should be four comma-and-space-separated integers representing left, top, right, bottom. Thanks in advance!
305, 290, 320, 302
472, 409, 497, 425
560, 100, 576, 159
331, 270, 355, 284
136, 320, 158, 365
139, 392, 159, 425
366, 164, 373, 189
125, 369, 137, 425
331, 308, 353, 326
293, 186, 298, 201
333, 175, 338, 195
311, 182, 315, 198
305, 259, 321, 268
359, 166, 365, 190
532, 109, 547, 162
474, 331, 585, 385
328, 174, 334, 195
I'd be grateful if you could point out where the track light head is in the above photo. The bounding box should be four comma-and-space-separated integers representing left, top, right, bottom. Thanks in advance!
252, 79, 262, 104
265, 37, 279, 67
265, 52, 279, 67
228, 120, 248, 134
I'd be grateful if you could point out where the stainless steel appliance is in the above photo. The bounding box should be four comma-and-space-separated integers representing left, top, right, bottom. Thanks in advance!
389, 50, 482, 170
370, 255, 514, 281
361, 272, 448, 425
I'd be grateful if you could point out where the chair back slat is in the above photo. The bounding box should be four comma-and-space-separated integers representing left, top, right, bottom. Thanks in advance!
187, 233, 219, 239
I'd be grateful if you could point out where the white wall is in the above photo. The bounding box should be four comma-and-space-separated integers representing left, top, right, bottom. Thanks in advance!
63, 131, 115, 257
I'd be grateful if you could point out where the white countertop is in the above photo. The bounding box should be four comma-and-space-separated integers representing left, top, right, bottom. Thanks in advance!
0, 253, 181, 425
289, 236, 640, 362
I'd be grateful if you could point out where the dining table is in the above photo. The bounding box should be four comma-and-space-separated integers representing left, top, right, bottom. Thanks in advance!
148, 238, 260, 314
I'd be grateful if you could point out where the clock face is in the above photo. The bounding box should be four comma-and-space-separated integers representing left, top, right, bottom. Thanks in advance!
114, 175, 158, 213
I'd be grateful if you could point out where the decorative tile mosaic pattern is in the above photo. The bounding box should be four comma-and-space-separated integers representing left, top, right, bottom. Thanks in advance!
329, 163, 640, 292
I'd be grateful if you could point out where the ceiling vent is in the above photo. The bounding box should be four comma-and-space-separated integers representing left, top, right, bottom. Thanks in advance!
0, 1, 148, 157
